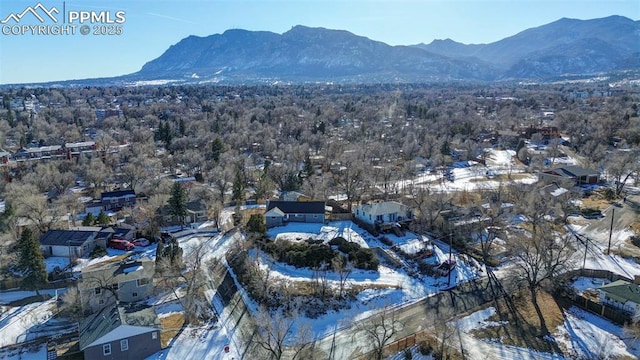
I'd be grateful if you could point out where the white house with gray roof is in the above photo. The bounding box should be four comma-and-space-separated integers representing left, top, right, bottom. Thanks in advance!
353, 201, 413, 228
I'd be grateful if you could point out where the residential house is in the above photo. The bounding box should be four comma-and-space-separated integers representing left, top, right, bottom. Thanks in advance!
79, 304, 161, 360
539, 166, 600, 186
14, 145, 65, 162
599, 280, 640, 315
264, 200, 326, 228
39, 229, 99, 258
158, 200, 207, 226
185, 200, 207, 225
101, 190, 136, 211
65, 141, 97, 159
79, 258, 155, 313
95, 108, 123, 121
353, 201, 413, 231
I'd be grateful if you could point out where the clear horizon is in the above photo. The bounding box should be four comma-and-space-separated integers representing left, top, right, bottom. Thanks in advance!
0, 0, 638, 85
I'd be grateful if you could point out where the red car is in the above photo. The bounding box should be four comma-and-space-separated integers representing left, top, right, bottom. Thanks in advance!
108, 238, 134, 251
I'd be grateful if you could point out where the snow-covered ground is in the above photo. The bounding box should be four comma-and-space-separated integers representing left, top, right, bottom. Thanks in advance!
146, 322, 238, 360
568, 223, 640, 280
0, 289, 63, 305
452, 306, 564, 360
571, 277, 610, 295
0, 345, 47, 360
260, 222, 484, 339
401, 149, 538, 194
449, 303, 640, 360
0, 298, 55, 348
555, 307, 640, 359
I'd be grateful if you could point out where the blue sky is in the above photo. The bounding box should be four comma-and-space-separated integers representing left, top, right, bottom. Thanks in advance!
0, 0, 638, 84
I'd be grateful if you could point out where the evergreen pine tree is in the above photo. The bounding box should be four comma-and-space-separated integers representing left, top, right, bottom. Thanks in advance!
96, 210, 110, 225
232, 171, 245, 203
168, 182, 187, 228
211, 138, 225, 162
303, 155, 314, 178
179, 118, 186, 136
82, 213, 95, 226
18, 228, 47, 295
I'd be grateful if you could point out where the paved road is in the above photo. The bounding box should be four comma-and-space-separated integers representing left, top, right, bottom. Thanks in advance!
316, 273, 519, 359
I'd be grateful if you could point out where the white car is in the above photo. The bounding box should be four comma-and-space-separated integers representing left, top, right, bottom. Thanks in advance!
133, 238, 151, 247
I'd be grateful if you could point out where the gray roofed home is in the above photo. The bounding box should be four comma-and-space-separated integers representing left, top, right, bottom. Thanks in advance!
353, 201, 413, 226
101, 189, 136, 211
540, 166, 600, 185
185, 200, 207, 224
264, 200, 326, 228
79, 304, 161, 360
39, 229, 98, 258
79, 258, 155, 313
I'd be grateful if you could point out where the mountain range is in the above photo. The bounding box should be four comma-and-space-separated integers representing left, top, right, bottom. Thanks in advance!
127, 15, 638, 84
9, 15, 640, 86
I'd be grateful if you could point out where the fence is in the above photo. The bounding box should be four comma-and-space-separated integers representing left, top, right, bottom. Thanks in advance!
327, 213, 353, 221
352, 329, 458, 360
564, 268, 634, 325
564, 268, 634, 283
570, 294, 631, 325
385, 333, 417, 354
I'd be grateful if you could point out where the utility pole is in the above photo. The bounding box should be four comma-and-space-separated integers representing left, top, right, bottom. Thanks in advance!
582, 234, 588, 269
447, 232, 453, 287
607, 208, 615, 255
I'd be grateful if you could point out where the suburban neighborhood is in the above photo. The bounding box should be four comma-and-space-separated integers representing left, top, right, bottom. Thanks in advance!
0, 79, 637, 360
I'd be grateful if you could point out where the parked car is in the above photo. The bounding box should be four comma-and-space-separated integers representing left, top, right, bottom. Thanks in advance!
108, 238, 134, 251
133, 238, 150, 247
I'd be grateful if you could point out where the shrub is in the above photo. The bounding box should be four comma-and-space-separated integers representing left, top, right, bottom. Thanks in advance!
89, 246, 107, 259
351, 248, 379, 271
246, 213, 266, 235
418, 341, 433, 355
264, 240, 336, 268
329, 237, 361, 254
602, 187, 615, 201
404, 348, 413, 360
380, 236, 393, 246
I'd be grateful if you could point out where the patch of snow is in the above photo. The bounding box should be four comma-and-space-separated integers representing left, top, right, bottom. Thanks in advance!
554, 307, 640, 359
123, 265, 143, 274
0, 289, 64, 305
0, 298, 55, 347
571, 277, 610, 295
455, 307, 507, 332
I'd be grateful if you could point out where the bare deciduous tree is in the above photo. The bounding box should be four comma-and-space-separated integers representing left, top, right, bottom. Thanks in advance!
605, 151, 640, 196
352, 305, 403, 360
253, 305, 315, 360
332, 256, 352, 299
509, 228, 573, 335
